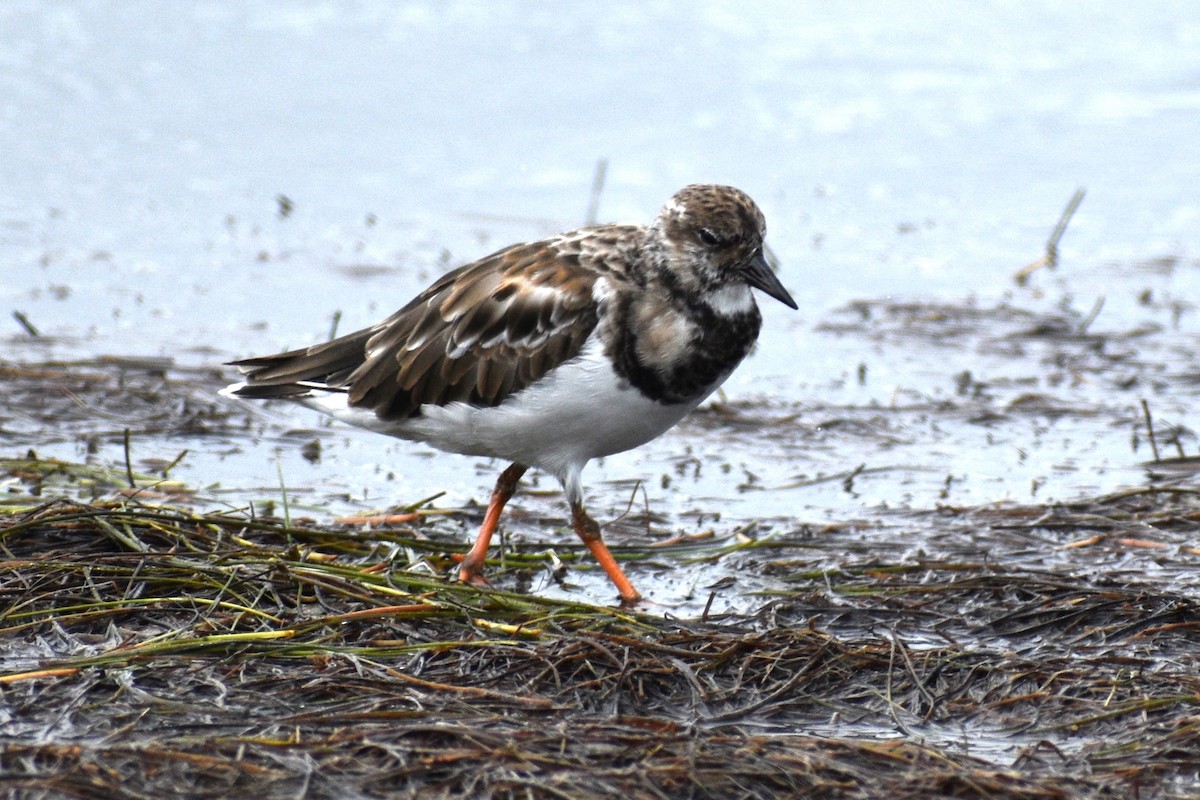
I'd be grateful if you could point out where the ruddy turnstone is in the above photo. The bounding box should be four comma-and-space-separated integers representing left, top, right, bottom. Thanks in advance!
223, 184, 796, 604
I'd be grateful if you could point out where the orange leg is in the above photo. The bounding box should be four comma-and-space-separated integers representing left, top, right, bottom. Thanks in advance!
459, 463, 527, 585
571, 502, 641, 605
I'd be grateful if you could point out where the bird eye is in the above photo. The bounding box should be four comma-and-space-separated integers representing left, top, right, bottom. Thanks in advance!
698, 229, 722, 247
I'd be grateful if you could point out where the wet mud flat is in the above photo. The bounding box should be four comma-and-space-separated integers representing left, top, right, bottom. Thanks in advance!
4, 275, 1200, 799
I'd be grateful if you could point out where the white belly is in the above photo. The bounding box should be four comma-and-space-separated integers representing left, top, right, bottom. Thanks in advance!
301, 336, 708, 482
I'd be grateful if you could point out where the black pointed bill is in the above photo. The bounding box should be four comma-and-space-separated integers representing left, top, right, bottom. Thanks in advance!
741, 250, 798, 309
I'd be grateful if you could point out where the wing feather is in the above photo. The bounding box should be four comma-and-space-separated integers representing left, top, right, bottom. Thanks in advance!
227, 234, 615, 420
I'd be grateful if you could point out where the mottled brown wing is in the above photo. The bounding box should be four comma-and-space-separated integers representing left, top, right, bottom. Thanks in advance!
230, 239, 603, 420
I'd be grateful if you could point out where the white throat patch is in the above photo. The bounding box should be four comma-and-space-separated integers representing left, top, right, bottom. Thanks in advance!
703, 283, 755, 316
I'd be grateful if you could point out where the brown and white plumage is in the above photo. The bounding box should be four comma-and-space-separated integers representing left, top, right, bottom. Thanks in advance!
228, 227, 625, 417
223, 184, 796, 604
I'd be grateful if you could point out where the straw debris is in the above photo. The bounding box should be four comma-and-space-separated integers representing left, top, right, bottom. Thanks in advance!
3, 461, 1199, 798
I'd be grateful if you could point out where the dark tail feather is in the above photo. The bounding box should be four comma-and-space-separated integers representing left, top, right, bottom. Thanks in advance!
227, 328, 375, 391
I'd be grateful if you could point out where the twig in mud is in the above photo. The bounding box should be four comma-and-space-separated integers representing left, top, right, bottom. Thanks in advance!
123, 428, 136, 489
276, 194, 294, 219
1014, 187, 1086, 285
382, 663, 553, 709
1078, 296, 1105, 334
585, 157, 608, 226
0, 667, 81, 684
338, 491, 450, 526
774, 463, 922, 491
1141, 399, 1161, 463
159, 449, 189, 479
328, 310, 342, 341
12, 310, 40, 337
335, 512, 422, 526
1044, 187, 1086, 265
276, 458, 292, 529
842, 463, 865, 495
884, 637, 911, 735
608, 479, 653, 539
